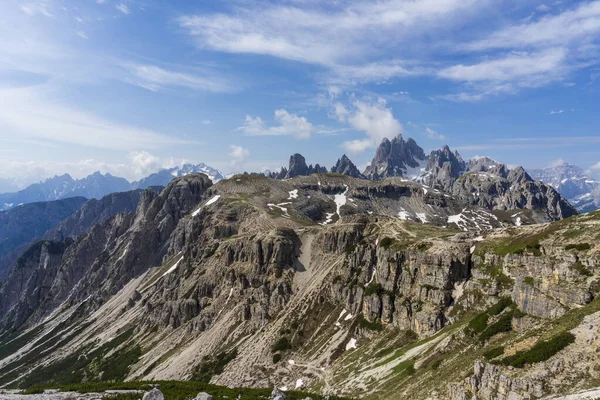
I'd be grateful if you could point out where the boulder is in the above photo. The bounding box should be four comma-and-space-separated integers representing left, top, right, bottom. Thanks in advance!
142, 388, 165, 400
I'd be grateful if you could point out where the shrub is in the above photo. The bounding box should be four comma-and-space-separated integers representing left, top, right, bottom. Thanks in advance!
357, 315, 383, 331
523, 277, 535, 286
431, 359, 442, 369
272, 353, 282, 363
565, 243, 591, 251
379, 237, 394, 248
271, 337, 292, 353
500, 332, 575, 368
483, 346, 505, 360
466, 312, 489, 335
478, 313, 513, 342
487, 297, 513, 316
571, 261, 592, 277
364, 283, 385, 296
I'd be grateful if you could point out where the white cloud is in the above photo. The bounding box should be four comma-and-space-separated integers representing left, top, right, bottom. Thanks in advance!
550, 158, 566, 167
466, 1, 600, 52
20, 1, 53, 17
590, 162, 600, 170
336, 98, 403, 153
229, 145, 250, 169
116, 3, 130, 15
77, 31, 88, 39
0, 85, 194, 151
425, 127, 445, 140
122, 64, 235, 93
238, 109, 313, 139
177, 0, 483, 68
0, 152, 191, 188
438, 48, 567, 83
536, 4, 550, 12
550, 109, 564, 115
201, 120, 212, 125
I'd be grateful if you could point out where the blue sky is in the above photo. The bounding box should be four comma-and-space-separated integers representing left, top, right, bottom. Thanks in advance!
1, 0, 600, 191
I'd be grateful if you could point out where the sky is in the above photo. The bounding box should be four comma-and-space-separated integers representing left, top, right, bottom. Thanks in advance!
1, 0, 600, 191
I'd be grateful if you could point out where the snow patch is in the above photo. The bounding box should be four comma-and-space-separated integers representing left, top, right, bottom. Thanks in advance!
287, 189, 298, 200
398, 209, 411, 221
320, 212, 335, 226
344, 312, 354, 321
295, 379, 304, 389
192, 195, 221, 216
334, 185, 349, 216
345, 338, 357, 351
161, 256, 184, 278
416, 213, 428, 223
515, 216, 522, 226
288, 359, 295, 365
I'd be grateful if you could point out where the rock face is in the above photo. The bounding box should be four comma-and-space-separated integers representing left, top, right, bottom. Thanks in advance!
0, 175, 212, 330
448, 361, 543, 400
363, 135, 426, 180
330, 155, 364, 178
0, 197, 87, 280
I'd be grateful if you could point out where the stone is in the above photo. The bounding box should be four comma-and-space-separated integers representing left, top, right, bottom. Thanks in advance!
269, 388, 286, 400
194, 392, 213, 400
142, 388, 165, 400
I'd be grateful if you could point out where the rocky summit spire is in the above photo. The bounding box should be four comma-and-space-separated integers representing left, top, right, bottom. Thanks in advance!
331, 154, 364, 178
363, 134, 426, 180
285, 153, 308, 178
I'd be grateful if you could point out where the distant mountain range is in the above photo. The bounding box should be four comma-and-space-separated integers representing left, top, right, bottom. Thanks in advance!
0, 163, 225, 211
529, 163, 600, 212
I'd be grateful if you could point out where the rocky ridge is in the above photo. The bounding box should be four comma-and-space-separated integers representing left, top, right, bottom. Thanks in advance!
0, 172, 598, 400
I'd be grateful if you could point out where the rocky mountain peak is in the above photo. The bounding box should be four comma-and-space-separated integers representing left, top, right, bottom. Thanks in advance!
422, 146, 466, 191
364, 134, 426, 180
331, 154, 363, 178
467, 157, 510, 178
286, 153, 309, 178
507, 166, 533, 184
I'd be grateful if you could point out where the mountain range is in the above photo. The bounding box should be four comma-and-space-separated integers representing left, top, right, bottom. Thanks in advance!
0, 163, 225, 212
529, 162, 600, 213
0, 135, 599, 400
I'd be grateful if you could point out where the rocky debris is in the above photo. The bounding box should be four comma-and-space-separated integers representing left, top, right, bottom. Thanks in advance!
330, 155, 364, 178
194, 393, 213, 400
269, 388, 286, 400
142, 388, 165, 400
364, 135, 426, 180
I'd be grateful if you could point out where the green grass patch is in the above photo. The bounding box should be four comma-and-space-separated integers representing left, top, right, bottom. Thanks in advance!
357, 315, 384, 332
499, 331, 575, 368
478, 312, 514, 342
483, 346, 505, 360
191, 348, 238, 383
22, 381, 350, 400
